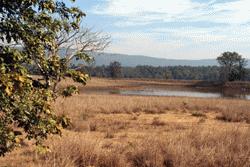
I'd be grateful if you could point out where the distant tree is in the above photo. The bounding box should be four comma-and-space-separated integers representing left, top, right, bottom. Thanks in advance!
109, 61, 122, 78
83, 65, 222, 81
238, 57, 248, 80
217, 52, 247, 81
164, 70, 173, 80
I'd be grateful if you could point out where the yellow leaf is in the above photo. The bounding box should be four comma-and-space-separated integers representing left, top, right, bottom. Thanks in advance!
5, 86, 12, 96
15, 138, 20, 144
45, 109, 51, 114
16, 76, 25, 82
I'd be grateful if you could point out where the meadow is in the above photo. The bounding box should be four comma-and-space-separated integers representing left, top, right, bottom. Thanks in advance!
0, 78, 250, 167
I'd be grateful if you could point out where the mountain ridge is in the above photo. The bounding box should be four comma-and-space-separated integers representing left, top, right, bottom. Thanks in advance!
91, 52, 250, 67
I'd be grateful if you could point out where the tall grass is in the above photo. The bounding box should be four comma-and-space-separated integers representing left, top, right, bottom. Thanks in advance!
54, 94, 250, 126
3, 126, 249, 167
1, 78, 249, 167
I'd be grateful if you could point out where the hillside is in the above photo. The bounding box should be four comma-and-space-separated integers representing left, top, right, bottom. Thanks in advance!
91, 53, 218, 67
67, 51, 250, 67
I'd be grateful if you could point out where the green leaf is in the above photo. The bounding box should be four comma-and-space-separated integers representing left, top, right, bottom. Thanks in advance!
0, 0, 89, 156
62, 85, 78, 97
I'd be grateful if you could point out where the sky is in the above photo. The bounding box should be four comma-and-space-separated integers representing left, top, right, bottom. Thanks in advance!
66, 0, 250, 60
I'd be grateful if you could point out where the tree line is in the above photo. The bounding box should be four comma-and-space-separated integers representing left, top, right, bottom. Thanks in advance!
77, 52, 249, 82
29, 51, 249, 81
80, 65, 220, 81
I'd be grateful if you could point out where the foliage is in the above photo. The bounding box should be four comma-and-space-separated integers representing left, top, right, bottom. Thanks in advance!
79, 63, 250, 81
217, 52, 247, 81
0, 0, 103, 156
80, 65, 222, 81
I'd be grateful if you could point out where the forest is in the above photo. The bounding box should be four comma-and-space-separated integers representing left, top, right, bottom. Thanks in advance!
80, 64, 250, 81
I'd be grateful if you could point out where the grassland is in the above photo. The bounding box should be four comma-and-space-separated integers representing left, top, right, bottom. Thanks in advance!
0, 78, 250, 167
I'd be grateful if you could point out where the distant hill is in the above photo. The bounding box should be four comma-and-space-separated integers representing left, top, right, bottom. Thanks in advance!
66, 50, 250, 67
90, 53, 219, 67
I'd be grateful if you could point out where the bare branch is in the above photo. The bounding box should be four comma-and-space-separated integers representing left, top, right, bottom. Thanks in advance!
56, 27, 111, 63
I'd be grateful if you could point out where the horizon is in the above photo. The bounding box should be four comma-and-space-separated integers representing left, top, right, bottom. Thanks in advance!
101, 51, 250, 61
66, 0, 250, 60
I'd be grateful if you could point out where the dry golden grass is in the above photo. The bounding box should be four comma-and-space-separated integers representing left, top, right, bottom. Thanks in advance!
1, 78, 250, 167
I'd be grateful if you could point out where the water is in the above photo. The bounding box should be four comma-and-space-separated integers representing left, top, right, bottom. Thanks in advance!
118, 88, 250, 100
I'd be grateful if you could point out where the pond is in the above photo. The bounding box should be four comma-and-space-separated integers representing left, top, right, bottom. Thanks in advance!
116, 87, 250, 100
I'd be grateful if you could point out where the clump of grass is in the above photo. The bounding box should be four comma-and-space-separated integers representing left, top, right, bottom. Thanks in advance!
198, 117, 206, 123
81, 112, 90, 121
1, 126, 250, 167
127, 141, 166, 167
182, 101, 189, 111
105, 130, 115, 139
143, 108, 165, 114
191, 111, 207, 118
216, 110, 250, 123
127, 127, 250, 167
151, 117, 166, 126
89, 122, 97, 131
69, 121, 89, 132
39, 134, 123, 167
127, 150, 158, 167
109, 90, 120, 94
132, 107, 142, 113
107, 120, 129, 131
131, 116, 138, 120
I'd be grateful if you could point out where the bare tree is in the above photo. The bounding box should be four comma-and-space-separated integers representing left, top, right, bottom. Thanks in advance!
2, 26, 110, 92
39, 27, 111, 91
56, 27, 110, 64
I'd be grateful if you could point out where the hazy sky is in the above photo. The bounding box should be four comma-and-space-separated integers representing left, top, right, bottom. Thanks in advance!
67, 0, 250, 59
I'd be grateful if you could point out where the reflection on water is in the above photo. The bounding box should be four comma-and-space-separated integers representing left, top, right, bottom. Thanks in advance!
117, 88, 250, 100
